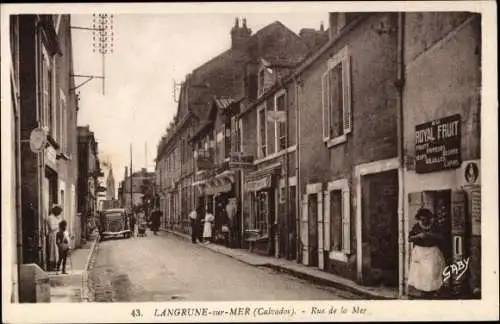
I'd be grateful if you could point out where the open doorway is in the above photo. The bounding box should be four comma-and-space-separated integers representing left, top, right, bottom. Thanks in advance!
361, 169, 399, 287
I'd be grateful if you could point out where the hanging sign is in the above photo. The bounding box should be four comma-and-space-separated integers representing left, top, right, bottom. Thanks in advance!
415, 114, 461, 173
29, 127, 47, 153
267, 110, 286, 123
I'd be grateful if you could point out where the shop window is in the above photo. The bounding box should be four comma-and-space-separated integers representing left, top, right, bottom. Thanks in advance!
251, 191, 269, 235
324, 179, 351, 261
322, 46, 352, 147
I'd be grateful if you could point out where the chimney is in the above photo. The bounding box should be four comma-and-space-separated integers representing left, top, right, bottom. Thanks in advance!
329, 13, 337, 40
231, 16, 252, 49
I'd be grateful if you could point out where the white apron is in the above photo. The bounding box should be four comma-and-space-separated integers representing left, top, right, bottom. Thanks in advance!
408, 245, 446, 292
203, 214, 215, 238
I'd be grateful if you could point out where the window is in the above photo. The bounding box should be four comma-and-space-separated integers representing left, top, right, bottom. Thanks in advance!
323, 179, 351, 261
322, 46, 352, 147
224, 124, 231, 159
258, 68, 265, 97
274, 91, 287, 151
41, 51, 55, 136
252, 191, 269, 234
257, 104, 267, 158
59, 92, 66, 150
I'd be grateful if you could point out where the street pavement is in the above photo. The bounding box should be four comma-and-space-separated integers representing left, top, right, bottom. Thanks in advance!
88, 230, 363, 302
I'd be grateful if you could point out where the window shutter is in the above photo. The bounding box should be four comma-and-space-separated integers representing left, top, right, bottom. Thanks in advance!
342, 188, 351, 254
321, 72, 330, 141
342, 54, 352, 134
323, 190, 331, 252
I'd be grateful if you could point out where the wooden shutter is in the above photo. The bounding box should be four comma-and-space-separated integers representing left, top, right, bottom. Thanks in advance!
322, 71, 330, 141
342, 187, 351, 254
342, 54, 352, 134
323, 190, 331, 252
300, 195, 309, 265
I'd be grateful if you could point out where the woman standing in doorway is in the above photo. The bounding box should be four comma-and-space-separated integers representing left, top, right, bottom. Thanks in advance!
46, 205, 63, 271
408, 208, 446, 299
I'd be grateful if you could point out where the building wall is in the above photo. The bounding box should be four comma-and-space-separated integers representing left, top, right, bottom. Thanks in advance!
403, 13, 481, 295
18, 15, 80, 267
297, 13, 399, 279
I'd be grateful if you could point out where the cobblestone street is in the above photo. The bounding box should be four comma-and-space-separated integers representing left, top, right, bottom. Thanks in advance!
88, 230, 363, 302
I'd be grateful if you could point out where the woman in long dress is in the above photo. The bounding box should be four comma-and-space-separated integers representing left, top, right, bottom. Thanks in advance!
203, 211, 215, 244
408, 208, 446, 299
46, 205, 63, 271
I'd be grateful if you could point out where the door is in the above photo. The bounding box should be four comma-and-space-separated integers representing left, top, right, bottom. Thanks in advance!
361, 170, 399, 286
308, 193, 319, 267
289, 186, 297, 260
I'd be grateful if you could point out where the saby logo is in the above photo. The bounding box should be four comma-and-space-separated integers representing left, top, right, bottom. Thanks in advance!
442, 257, 471, 282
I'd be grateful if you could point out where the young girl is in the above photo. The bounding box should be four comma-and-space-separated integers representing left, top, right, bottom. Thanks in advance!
408, 208, 446, 299
56, 220, 71, 274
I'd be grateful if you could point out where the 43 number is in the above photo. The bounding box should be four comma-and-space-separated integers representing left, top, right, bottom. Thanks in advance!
131, 309, 143, 318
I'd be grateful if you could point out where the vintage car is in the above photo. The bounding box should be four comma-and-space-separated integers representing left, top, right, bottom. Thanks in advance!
99, 208, 131, 240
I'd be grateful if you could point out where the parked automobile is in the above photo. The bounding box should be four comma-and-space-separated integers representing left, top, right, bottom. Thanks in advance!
99, 208, 131, 240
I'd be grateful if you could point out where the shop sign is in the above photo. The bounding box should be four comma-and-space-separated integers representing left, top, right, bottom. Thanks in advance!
205, 183, 232, 195
245, 176, 272, 192
415, 114, 461, 174
229, 152, 254, 169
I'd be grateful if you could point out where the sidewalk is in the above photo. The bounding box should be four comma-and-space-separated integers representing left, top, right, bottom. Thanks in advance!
162, 228, 398, 300
47, 233, 99, 303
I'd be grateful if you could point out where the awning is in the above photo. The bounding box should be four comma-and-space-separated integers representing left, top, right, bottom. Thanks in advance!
191, 180, 207, 187
245, 162, 281, 192
245, 176, 273, 192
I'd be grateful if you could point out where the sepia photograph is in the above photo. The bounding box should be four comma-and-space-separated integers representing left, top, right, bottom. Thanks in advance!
1, 1, 498, 323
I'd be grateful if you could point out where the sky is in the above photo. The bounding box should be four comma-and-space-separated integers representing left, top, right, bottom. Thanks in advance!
71, 12, 328, 189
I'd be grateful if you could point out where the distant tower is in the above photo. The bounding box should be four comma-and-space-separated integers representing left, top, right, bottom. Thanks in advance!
106, 166, 116, 200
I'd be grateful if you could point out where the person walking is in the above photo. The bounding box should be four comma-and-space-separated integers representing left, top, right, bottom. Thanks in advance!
408, 208, 446, 299
46, 205, 63, 271
189, 208, 198, 243
151, 208, 162, 235
129, 211, 136, 237
202, 210, 215, 244
56, 220, 71, 274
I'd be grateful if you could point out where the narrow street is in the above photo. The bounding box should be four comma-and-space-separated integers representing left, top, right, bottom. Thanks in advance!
88, 230, 362, 302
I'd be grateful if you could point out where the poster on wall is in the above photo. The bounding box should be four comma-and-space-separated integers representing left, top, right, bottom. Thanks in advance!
415, 114, 461, 174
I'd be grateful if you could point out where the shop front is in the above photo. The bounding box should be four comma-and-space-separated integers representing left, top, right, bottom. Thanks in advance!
243, 164, 281, 256
404, 113, 481, 299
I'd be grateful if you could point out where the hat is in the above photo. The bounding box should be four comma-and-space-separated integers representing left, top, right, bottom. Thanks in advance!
415, 208, 434, 220
52, 204, 63, 214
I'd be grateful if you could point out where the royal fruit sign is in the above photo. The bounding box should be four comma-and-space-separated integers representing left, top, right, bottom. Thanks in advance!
415, 114, 461, 174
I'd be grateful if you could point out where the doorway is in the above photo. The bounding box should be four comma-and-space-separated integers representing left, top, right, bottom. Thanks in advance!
361, 169, 399, 287
308, 193, 319, 267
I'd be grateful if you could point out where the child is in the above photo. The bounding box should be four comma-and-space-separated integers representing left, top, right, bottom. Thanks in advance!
56, 220, 71, 274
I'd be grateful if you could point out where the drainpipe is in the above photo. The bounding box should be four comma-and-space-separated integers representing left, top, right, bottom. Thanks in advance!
396, 12, 406, 298
294, 77, 301, 263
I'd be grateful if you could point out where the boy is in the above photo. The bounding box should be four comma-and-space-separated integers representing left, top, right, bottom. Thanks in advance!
56, 220, 71, 274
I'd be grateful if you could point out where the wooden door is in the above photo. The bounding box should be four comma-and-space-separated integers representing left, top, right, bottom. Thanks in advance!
308, 193, 319, 267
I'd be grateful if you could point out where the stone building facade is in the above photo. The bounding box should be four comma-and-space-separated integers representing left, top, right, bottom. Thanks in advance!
17, 15, 80, 271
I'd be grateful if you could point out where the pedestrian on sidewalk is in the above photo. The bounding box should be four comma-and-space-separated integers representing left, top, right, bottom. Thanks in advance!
203, 210, 215, 244
407, 208, 446, 299
46, 204, 63, 271
189, 208, 198, 243
129, 211, 136, 237
151, 208, 162, 235
56, 220, 71, 274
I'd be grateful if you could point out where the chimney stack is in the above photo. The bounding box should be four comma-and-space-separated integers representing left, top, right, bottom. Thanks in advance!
231, 16, 252, 49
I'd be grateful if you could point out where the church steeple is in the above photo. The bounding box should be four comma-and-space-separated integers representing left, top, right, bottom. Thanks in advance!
106, 166, 116, 200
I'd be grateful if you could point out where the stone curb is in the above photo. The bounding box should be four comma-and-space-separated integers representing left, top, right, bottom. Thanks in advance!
81, 235, 100, 302
161, 228, 393, 300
